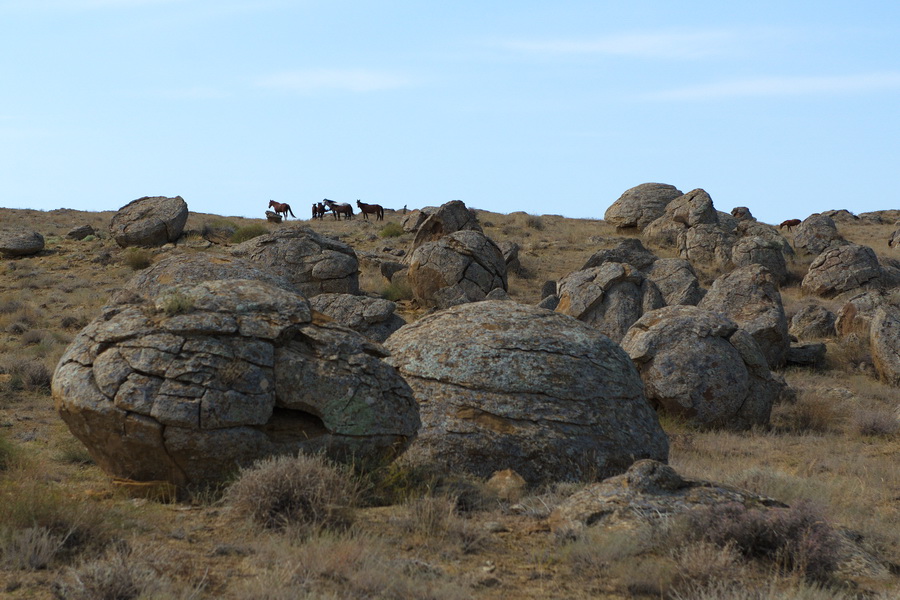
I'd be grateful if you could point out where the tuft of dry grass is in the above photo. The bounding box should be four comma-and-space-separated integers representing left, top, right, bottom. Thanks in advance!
122, 247, 152, 270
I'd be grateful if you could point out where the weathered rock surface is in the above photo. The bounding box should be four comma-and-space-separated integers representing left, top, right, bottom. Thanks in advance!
731, 236, 788, 284
835, 290, 890, 337
603, 183, 683, 230
555, 263, 664, 342
730, 206, 753, 221
870, 303, 900, 386
309, 293, 406, 343
110, 196, 189, 248
496, 240, 522, 275
643, 188, 719, 249
790, 304, 836, 339
549, 460, 785, 535
794, 214, 844, 255
407, 230, 507, 309
643, 258, 705, 306
889, 227, 900, 249
801, 243, 883, 298
677, 223, 736, 269
53, 279, 419, 487
411, 200, 482, 251
0, 229, 45, 257
66, 225, 96, 240
735, 220, 794, 258
621, 306, 780, 430
384, 301, 669, 484
581, 238, 658, 271
786, 343, 827, 367
231, 227, 360, 297
698, 265, 789, 369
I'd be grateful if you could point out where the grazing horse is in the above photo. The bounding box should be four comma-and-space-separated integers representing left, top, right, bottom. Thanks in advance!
322, 199, 354, 220
268, 200, 296, 219
356, 199, 384, 221
311, 203, 327, 220
779, 219, 801, 232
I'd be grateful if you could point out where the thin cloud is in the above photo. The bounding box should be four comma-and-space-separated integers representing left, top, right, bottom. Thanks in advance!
495, 30, 742, 60
644, 72, 900, 100
255, 69, 412, 94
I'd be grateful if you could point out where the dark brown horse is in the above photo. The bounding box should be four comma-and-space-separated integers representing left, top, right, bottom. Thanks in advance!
356, 199, 384, 221
322, 199, 354, 220
779, 219, 801, 232
311, 203, 326, 220
269, 200, 296, 219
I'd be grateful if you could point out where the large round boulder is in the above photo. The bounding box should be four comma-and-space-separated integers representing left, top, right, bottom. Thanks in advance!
870, 303, 900, 386
411, 200, 482, 251
800, 243, 883, 298
555, 263, 664, 342
790, 304, 836, 340
793, 214, 844, 255
384, 301, 669, 484
407, 230, 507, 309
0, 229, 44, 257
53, 279, 419, 487
110, 196, 189, 248
642, 189, 719, 249
603, 183, 683, 231
581, 238, 658, 271
698, 265, 789, 369
308, 293, 406, 343
677, 223, 737, 269
620, 306, 780, 430
231, 227, 360, 297
731, 236, 788, 285
644, 258, 705, 306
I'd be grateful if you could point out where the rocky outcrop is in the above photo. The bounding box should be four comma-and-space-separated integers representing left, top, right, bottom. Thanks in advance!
0, 229, 44, 257
407, 230, 507, 309
308, 293, 406, 343
603, 183, 683, 230
411, 200, 482, 252
870, 304, 900, 386
384, 301, 669, 484
801, 243, 883, 298
644, 258, 705, 306
794, 214, 844, 255
621, 306, 780, 430
555, 263, 664, 342
109, 196, 189, 248
790, 304, 836, 340
698, 265, 789, 369
53, 279, 419, 487
231, 227, 360, 297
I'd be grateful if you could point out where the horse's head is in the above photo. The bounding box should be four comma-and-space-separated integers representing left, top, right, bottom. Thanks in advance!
268, 200, 275, 208
356, 200, 362, 207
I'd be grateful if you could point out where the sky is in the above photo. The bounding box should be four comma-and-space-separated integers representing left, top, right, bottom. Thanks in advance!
2, 1, 899, 225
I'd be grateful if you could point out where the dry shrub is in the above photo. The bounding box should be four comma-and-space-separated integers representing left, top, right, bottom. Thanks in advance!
683, 500, 841, 582
398, 494, 488, 554
559, 526, 648, 580
671, 540, 743, 589
379, 222, 405, 238
0, 356, 53, 393
123, 248, 152, 270
381, 278, 413, 302
0, 526, 67, 570
523, 214, 545, 230
225, 453, 360, 532
52, 544, 169, 600
770, 394, 845, 434
0, 432, 18, 470
851, 408, 899, 438
671, 579, 856, 600
230, 223, 268, 243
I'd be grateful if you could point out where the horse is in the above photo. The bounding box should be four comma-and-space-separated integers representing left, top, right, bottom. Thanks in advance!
311, 203, 327, 220
356, 199, 384, 221
322, 199, 354, 220
268, 200, 296, 219
779, 219, 801, 232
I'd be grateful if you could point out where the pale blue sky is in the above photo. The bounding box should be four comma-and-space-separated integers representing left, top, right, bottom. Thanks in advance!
2, 1, 899, 224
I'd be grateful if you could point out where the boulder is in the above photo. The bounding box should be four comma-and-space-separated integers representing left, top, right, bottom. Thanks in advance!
786, 343, 827, 368
411, 200, 482, 251
642, 188, 718, 249
231, 227, 360, 297
53, 279, 419, 488
821, 209, 860, 222
790, 304, 836, 340
731, 236, 788, 284
621, 305, 780, 430
889, 228, 900, 249
265, 211, 282, 223
109, 196, 189, 248
66, 225, 96, 240
835, 290, 890, 337
308, 293, 406, 343
870, 304, 900, 386
384, 301, 669, 484
555, 263, 664, 342
730, 206, 753, 221
407, 230, 507, 309
699, 265, 789, 369
677, 223, 736, 268
735, 220, 794, 258
603, 183, 683, 230
644, 258, 705, 306
801, 243, 883, 298
794, 214, 844, 255
581, 238, 658, 271
0, 229, 44, 257
496, 240, 523, 275
401, 209, 431, 233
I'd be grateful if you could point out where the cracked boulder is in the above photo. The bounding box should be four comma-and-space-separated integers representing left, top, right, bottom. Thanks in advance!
621, 305, 780, 430
554, 263, 665, 342
603, 183, 683, 231
407, 230, 507, 309
801, 243, 883, 298
794, 214, 844, 255
644, 258, 705, 306
109, 196, 189, 248
231, 227, 360, 297
0, 228, 44, 257
410, 200, 482, 252
308, 293, 406, 343
642, 188, 719, 249
52, 279, 419, 487
384, 301, 669, 485
731, 236, 788, 285
871, 303, 900, 386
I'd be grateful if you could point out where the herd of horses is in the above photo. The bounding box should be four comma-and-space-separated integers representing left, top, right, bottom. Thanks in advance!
269, 199, 384, 222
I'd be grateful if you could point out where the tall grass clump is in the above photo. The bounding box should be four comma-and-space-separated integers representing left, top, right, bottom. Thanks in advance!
225, 453, 360, 533
524, 214, 545, 230
381, 278, 414, 302
0, 356, 53, 393
123, 248, 152, 270
378, 222, 405, 238
230, 223, 268, 243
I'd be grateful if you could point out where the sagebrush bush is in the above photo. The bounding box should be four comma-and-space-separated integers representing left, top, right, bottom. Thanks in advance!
524, 214, 545, 230
0, 356, 52, 392
0, 526, 67, 570
397, 494, 487, 554
230, 223, 268, 243
852, 408, 899, 437
225, 453, 360, 532
52, 545, 166, 600
378, 222, 405, 238
123, 248, 152, 270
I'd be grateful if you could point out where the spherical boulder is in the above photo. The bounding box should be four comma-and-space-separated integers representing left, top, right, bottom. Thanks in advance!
794, 214, 843, 255
384, 301, 669, 484
411, 200, 482, 251
621, 305, 780, 430
0, 229, 44, 257
801, 243, 883, 298
603, 183, 683, 231
644, 258, 705, 306
731, 236, 788, 284
790, 304, 837, 340
53, 279, 419, 487
309, 293, 406, 343
109, 196, 189, 248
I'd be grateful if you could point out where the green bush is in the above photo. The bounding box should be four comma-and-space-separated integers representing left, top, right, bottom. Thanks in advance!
381, 279, 414, 302
230, 223, 268, 244
379, 222, 405, 238
157, 290, 195, 316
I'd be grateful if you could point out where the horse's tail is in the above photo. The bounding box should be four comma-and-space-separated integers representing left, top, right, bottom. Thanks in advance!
378, 206, 384, 220
288, 206, 296, 217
